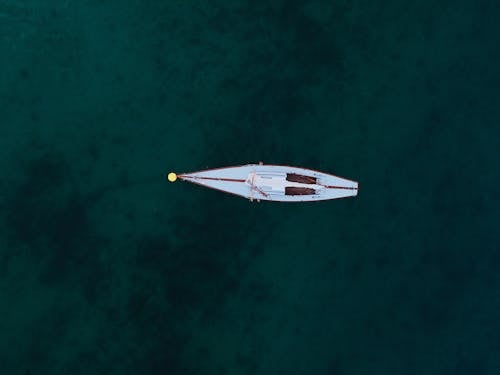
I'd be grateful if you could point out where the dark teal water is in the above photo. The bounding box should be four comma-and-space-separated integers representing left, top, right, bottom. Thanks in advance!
1, 1, 499, 374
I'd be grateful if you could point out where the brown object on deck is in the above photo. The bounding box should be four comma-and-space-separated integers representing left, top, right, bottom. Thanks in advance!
286, 173, 317, 184
285, 187, 316, 196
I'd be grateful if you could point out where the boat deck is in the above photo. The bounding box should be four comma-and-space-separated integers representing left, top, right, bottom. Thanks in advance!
178, 164, 358, 202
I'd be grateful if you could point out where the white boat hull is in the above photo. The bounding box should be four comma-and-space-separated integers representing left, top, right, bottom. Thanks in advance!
178, 164, 358, 202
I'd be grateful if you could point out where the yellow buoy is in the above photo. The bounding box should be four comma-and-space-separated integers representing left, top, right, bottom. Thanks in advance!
167, 172, 177, 182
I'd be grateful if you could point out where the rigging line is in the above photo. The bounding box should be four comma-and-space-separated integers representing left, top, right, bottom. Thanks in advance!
180, 176, 245, 182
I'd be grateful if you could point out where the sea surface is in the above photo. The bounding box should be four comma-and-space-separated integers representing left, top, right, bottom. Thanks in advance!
1, 1, 499, 374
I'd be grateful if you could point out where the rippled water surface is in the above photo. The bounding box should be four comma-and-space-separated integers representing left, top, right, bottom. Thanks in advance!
1, 1, 499, 374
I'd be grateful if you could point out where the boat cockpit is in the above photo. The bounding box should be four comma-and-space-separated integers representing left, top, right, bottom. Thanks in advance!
286, 173, 317, 184
285, 187, 316, 195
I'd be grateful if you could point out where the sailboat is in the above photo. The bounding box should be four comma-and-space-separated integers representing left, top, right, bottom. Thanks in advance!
167, 163, 358, 202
